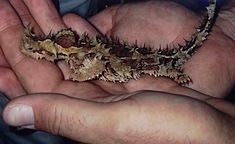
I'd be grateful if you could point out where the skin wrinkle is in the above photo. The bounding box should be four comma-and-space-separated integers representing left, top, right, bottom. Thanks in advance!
34, 97, 62, 135
0, 7, 21, 32
52, 82, 110, 99
53, 103, 63, 136
0, 47, 9, 67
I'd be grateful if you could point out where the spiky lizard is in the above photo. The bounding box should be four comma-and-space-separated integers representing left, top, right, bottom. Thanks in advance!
21, 0, 217, 84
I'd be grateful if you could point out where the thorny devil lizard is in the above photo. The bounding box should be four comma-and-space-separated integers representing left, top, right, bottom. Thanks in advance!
21, 0, 217, 84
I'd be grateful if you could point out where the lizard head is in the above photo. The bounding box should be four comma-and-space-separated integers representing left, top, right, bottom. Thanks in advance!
21, 26, 58, 61
21, 27, 42, 55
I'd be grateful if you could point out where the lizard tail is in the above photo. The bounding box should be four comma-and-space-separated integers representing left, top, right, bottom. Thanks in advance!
159, 0, 217, 67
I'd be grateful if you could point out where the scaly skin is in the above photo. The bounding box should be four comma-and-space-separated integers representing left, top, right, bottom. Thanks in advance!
21, 0, 217, 84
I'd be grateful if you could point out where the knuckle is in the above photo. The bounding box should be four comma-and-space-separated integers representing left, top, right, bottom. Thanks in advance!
41, 102, 64, 135
0, 68, 16, 90
0, 4, 21, 32
41, 101, 84, 136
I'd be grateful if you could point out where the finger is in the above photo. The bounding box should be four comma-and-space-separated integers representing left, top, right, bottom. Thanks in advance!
3, 94, 121, 143
0, 67, 26, 98
63, 14, 99, 36
9, 0, 43, 34
23, 0, 65, 33
3, 92, 228, 143
88, 5, 121, 35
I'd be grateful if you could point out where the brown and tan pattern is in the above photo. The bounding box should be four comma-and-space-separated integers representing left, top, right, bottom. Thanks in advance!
21, 0, 217, 84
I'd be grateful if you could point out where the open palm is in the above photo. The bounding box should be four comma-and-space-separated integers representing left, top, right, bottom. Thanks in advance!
88, 1, 235, 98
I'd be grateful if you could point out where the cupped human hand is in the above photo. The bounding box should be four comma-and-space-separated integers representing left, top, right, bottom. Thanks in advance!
0, 0, 113, 99
2, 0, 235, 100
86, 1, 235, 98
0, 0, 209, 100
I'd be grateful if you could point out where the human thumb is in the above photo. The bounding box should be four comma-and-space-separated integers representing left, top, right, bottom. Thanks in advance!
2, 93, 118, 143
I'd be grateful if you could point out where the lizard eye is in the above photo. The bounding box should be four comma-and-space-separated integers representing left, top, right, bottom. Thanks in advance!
28, 47, 33, 50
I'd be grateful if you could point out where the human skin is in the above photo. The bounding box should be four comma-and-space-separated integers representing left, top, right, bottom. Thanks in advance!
1, 0, 235, 143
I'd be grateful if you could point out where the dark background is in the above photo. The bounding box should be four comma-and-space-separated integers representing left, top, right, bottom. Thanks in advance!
227, 88, 235, 103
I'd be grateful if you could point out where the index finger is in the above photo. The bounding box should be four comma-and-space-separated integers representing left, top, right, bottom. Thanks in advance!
0, 0, 24, 66
23, 0, 66, 33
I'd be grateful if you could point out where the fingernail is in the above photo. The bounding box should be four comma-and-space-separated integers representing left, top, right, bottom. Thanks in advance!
3, 104, 35, 127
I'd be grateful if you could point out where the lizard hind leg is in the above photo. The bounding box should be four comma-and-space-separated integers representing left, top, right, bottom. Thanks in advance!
162, 68, 191, 84
142, 67, 191, 84
170, 69, 191, 84
68, 53, 107, 82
